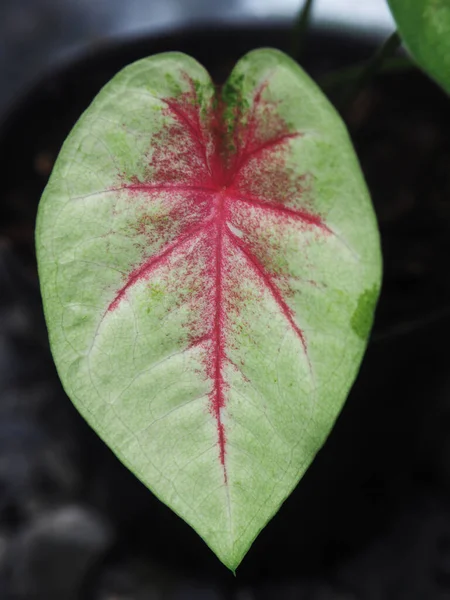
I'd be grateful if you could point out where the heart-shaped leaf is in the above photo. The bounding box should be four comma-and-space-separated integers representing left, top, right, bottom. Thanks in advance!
388, 0, 450, 94
36, 49, 381, 570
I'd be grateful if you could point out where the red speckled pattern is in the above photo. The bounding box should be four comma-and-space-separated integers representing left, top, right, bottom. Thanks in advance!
105, 78, 330, 481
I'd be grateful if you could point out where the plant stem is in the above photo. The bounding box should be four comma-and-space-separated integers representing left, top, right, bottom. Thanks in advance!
333, 31, 402, 111
319, 56, 413, 92
290, 0, 315, 63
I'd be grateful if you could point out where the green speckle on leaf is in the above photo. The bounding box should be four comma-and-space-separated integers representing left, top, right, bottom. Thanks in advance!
351, 285, 379, 340
221, 73, 245, 108
221, 72, 250, 137
164, 72, 183, 97
148, 283, 164, 303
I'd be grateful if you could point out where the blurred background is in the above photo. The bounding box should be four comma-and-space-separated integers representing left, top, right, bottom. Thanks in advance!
3, 1, 450, 599
0, 0, 394, 115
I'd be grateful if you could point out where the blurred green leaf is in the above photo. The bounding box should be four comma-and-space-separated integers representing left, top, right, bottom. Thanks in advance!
388, 0, 450, 94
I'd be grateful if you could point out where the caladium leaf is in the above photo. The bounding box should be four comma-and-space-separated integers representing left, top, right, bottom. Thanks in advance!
388, 0, 450, 94
36, 49, 381, 570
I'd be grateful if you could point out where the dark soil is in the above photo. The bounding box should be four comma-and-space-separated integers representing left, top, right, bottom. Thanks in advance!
1, 25, 450, 599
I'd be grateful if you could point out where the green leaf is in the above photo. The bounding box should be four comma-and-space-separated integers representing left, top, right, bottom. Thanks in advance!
388, 0, 450, 94
36, 49, 381, 570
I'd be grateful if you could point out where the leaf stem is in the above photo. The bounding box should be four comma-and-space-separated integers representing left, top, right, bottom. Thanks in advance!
332, 31, 402, 112
319, 55, 413, 92
290, 0, 315, 63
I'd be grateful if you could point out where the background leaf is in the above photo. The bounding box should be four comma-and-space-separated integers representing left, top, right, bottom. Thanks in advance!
36, 49, 381, 570
388, 0, 450, 94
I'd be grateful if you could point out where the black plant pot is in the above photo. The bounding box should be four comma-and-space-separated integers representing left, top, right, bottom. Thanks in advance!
1, 24, 450, 600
